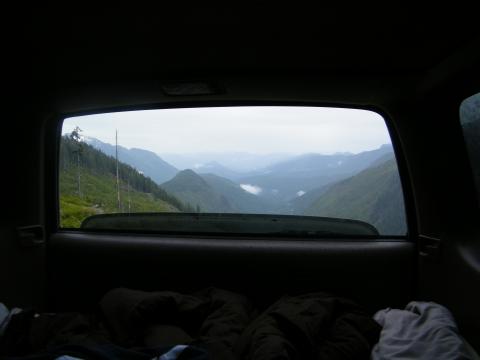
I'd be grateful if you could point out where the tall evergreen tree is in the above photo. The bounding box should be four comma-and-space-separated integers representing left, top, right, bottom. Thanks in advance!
69, 127, 83, 197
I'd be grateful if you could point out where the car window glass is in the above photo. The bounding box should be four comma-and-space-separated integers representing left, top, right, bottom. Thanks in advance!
59, 106, 407, 237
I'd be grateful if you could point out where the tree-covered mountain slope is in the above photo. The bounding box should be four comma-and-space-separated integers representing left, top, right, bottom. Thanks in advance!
85, 136, 178, 184
161, 169, 236, 212
59, 135, 192, 227
304, 158, 406, 235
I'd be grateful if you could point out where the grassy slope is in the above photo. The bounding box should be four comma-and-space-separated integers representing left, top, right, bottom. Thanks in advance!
60, 167, 178, 227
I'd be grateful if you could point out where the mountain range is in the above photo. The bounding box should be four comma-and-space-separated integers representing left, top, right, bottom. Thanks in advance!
160, 152, 293, 172
74, 135, 406, 234
238, 144, 394, 201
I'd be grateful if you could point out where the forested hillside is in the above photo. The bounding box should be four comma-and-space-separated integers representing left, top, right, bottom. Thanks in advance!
85, 137, 178, 184
161, 170, 234, 212
59, 134, 192, 227
304, 158, 406, 234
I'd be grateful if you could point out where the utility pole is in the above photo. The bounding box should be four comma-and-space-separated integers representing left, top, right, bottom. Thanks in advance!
116, 129, 121, 212
127, 179, 131, 214
77, 150, 81, 197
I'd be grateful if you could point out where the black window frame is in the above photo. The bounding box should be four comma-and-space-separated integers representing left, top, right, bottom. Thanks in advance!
46, 101, 417, 242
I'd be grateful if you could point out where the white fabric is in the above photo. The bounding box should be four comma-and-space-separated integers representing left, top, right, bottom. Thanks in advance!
157, 344, 189, 360
371, 301, 479, 360
0, 303, 22, 337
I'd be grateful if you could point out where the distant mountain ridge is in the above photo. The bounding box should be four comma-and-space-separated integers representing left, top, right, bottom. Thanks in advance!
239, 144, 394, 200
84, 137, 178, 184
261, 144, 393, 177
160, 152, 293, 173
196, 161, 242, 180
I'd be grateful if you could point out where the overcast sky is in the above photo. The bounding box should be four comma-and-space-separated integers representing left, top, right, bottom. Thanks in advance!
62, 106, 391, 155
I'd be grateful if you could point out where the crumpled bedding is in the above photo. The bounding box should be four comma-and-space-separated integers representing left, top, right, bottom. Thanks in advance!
100, 287, 254, 358
235, 293, 380, 360
0, 288, 381, 360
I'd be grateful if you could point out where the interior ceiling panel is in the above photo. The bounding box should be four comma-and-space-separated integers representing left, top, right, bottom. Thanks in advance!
26, 4, 479, 84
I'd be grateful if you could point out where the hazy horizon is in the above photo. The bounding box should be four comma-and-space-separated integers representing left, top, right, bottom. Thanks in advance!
62, 106, 392, 162
71, 138, 392, 172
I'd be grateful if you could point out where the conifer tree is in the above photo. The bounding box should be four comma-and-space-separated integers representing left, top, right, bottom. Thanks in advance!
69, 127, 83, 197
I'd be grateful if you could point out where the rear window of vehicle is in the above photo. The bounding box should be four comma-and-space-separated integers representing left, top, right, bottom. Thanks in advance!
59, 106, 407, 237
459, 92, 480, 204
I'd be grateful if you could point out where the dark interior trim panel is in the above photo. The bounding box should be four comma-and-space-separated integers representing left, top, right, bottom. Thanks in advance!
48, 232, 416, 313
